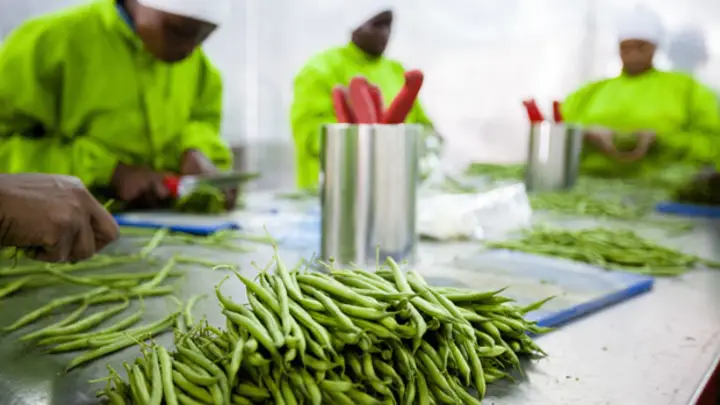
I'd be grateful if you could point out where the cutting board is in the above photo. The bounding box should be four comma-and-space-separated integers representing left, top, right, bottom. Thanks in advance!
437, 250, 654, 328
656, 201, 720, 219
114, 212, 239, 235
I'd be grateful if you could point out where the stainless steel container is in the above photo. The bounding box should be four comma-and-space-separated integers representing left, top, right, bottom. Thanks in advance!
525, 122, 583, 192
320, 124, 421, 266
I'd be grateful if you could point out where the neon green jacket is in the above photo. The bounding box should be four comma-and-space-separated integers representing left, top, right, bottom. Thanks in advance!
290, 43, 433, 189
562, 69, 720, 178
0, 0, 232, 187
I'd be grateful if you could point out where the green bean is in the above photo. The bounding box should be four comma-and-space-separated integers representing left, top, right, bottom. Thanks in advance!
148, 349, 163, 405
228, 336, 245, 387
140, 228, 169, 257
184, 294, 206, 327
38, 298, 130, 338
105, 389, 128, 405
88, 312, 178, 347
417, 351, 453, 395
287, 301, 334, 350
273, 248, 303, 301
270, 274, 293, 337
157, 346, 178, 405
223, 310, 279, 358
296, 274, 385, 309
415, 371, 431, 405
3, 286, 108, 332
463, 339, 486, 398
230, 394, 253, 405
172, 371, 213, 403
177, 392, 206, 405
362, 353, 392, 396
174, 361, 218, 386
306, 287, 359, 332
234, 272, 282, 313
20, 301, 89, 342
236, 382, 271, 400
448, 376, 482, 405
247, 293, 285, 347
0, 276, 30, 299
134, 257, 176, 292
280, 377, 298, 405
449, 341, 471, 386
299, 368, 322, 405
130, 364, 151, 404
178, 345, 229, 402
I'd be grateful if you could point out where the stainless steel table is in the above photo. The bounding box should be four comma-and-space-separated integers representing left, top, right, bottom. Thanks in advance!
0, 208, 717, 405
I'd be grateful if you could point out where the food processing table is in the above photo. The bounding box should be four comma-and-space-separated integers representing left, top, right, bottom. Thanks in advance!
0, 196, 717, 405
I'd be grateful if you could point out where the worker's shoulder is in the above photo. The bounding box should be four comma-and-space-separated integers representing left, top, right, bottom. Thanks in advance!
5, 1, 103, 46
297, 46, 348, 76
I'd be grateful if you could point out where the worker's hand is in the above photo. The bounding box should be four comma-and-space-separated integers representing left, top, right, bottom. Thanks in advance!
583, 127, 617, 156
0, 174, 119, 262
181, 149, 238, 210
110, 162, 171, 208
615, 131, 656, 162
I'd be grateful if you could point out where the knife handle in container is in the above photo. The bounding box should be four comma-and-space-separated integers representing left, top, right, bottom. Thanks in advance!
331, 86, 355, 123
384, 70, 424, 124
348, 76, 378, 123
368, 84, 385, 121
552, 100, 563, 123
162, 176, 180, 198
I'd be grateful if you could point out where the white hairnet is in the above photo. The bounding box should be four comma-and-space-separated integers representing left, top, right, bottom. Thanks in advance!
617, 4, 665, 45
137, 0, 231, 25
668, 26, 708, 73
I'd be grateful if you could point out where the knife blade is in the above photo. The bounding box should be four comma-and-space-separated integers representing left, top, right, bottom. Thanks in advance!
163, 172, 260, 198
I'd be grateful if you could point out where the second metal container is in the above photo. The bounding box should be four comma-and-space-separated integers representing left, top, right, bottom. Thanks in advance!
525, 122, 583, 192
320, 124, 421, 267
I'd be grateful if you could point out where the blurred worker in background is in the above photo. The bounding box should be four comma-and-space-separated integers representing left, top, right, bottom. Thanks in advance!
562, 5, 720, 179
290, 1, 438, 190
0, 173, 119, 262
0, 0, 236, 210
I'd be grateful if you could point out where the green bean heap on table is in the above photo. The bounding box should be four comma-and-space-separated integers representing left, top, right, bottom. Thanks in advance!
486, 226, 720, 277
98, 252, 551, 404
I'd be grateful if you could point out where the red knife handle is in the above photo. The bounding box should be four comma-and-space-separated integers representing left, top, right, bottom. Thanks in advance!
331, 86, 355, 123
163, 176, 180, 198
552, 100, 563, 123
348, 77, 377, 124
522, 99, 544, 123
368, 84, 385, 122
384, 70, 424, 124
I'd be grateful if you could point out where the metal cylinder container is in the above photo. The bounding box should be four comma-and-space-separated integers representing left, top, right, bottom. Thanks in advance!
525, 122, 583, 192
320, 124, 421, 266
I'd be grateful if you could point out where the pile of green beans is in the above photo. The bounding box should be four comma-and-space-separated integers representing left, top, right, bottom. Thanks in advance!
486, 226, 720, 276
0, 227, 272, 372
101, 252, 550, 404
175, 185, 227, 214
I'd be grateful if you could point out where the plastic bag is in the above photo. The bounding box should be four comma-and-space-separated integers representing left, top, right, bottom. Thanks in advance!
417, 182, 533, 241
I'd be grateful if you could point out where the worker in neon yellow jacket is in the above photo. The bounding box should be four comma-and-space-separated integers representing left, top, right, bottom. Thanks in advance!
290, 1, 436, 190
562, 5, 720, 179
0, 0, 235, 209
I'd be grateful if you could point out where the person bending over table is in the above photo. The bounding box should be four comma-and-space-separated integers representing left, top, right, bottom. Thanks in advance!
290, 1, 439, 190
0, 0, 236, 210
561, 5, 720, 179
0, 174, 119, 262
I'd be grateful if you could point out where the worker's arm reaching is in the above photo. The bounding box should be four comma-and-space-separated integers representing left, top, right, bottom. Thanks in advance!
0, 173, 119, 262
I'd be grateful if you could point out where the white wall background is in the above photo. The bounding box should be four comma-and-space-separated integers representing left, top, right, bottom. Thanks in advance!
1, 0, 719, 171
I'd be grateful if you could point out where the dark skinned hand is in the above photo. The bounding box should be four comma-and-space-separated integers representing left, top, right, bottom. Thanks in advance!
0, 174, 119, 262
110, 162, 171, 209
181, 149, 237, 211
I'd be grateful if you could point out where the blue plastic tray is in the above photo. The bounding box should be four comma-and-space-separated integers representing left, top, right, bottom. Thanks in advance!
114, 213, 240, 236
448, 250, 654, 328
656, 201, 720, 219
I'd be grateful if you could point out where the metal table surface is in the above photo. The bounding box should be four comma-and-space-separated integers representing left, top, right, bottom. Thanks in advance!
0, 214, 718, 405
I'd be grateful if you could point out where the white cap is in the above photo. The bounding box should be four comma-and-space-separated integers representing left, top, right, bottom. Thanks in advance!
137, 0, 231, 25
617, 4, 665, 45
668, 26, 708, 73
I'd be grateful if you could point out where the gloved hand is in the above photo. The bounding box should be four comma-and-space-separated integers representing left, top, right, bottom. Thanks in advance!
110, 162, 171, 209
0, 174, 119, 262
181, 149, 237, 210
